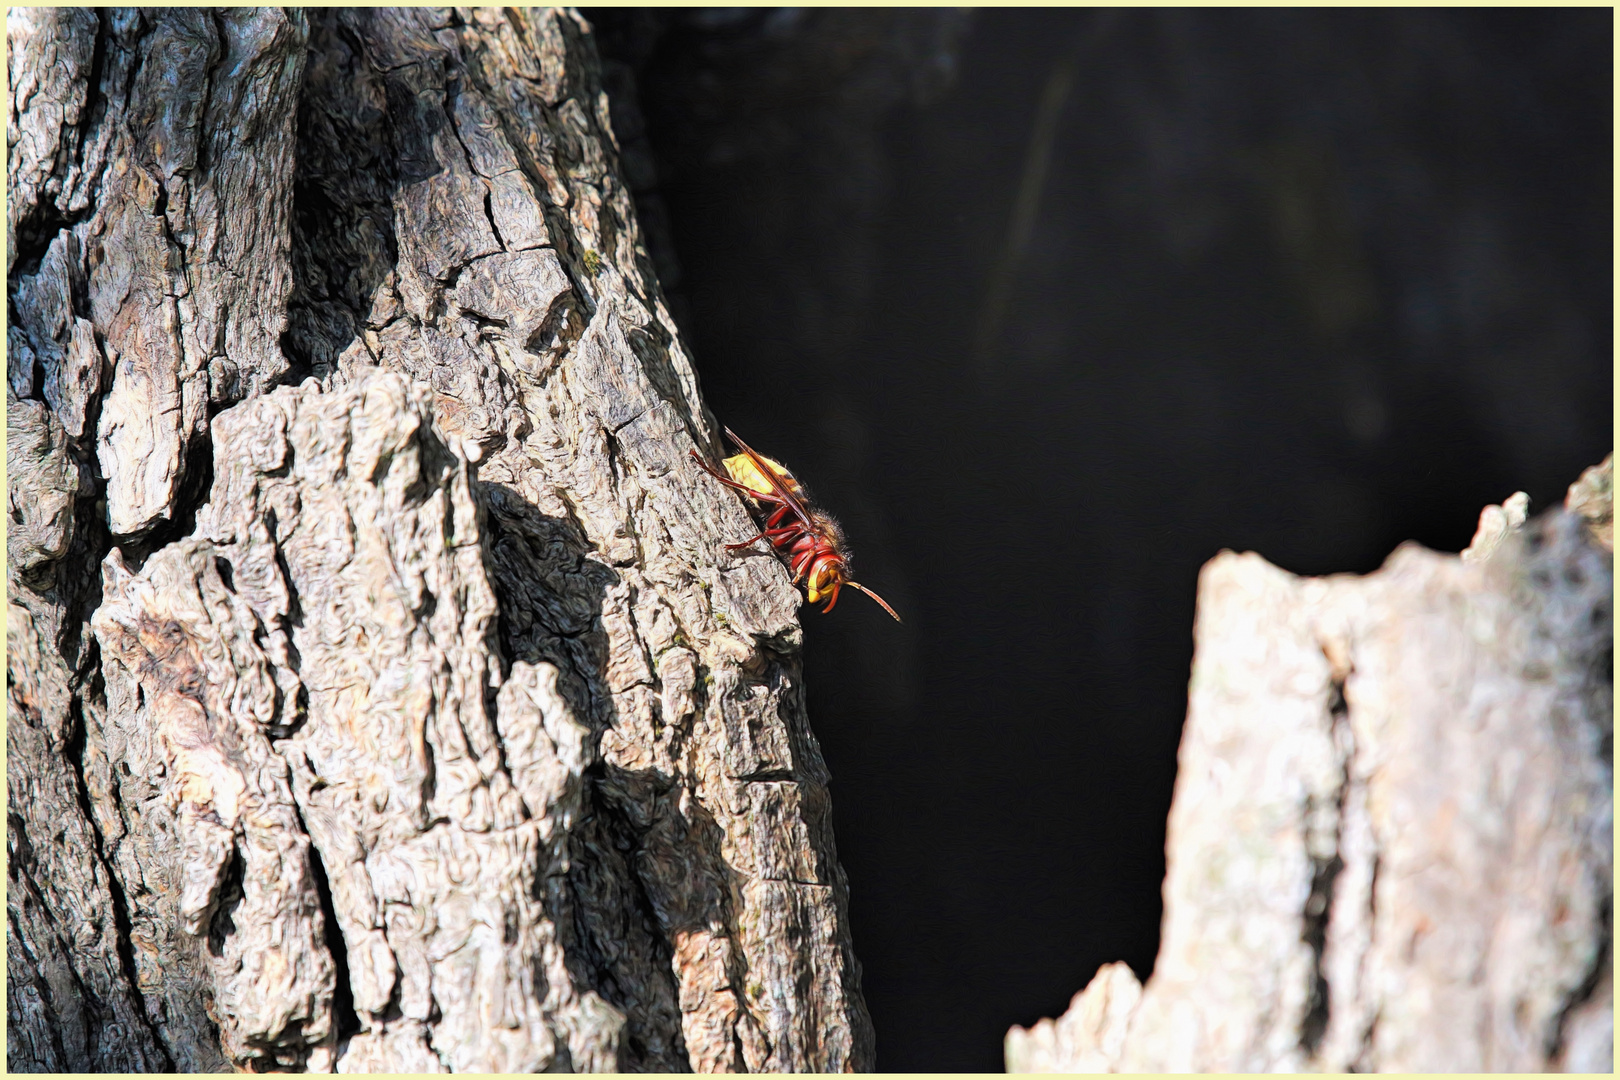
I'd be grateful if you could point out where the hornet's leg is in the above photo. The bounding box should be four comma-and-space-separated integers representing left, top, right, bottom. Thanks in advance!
726, 525, 803, 553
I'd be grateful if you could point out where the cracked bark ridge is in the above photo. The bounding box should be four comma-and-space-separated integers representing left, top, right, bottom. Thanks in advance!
10, 6, 871, 1071
1007, 462, 1613, 1072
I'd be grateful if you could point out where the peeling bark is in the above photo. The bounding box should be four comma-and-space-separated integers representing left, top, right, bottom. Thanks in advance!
9, 7, 871, 1072
1007, 461, 1613, 1072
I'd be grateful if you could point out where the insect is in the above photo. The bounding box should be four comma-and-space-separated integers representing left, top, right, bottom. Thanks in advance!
690, 428, 902, 621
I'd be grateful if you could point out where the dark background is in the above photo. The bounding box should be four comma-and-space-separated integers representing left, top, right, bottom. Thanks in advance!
588, 9, 1613, 1072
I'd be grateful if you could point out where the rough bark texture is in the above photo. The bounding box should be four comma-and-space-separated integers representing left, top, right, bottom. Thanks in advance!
9, 7, 872, 1072
1007, 461, 1613, 1073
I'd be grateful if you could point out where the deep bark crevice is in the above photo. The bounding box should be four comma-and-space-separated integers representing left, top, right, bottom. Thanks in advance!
9, 6, 112, 277
204, 848, 246, 959
283, 12, 403, 382
301, 821, 361, 1042
115, 424, 215, 571
1300, 672, 1352, 1058
8, 204, 94, 285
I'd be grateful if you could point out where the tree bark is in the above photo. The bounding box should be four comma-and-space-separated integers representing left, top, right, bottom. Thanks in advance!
1007, 461, 1613, 1072
8, 7, 872, 1072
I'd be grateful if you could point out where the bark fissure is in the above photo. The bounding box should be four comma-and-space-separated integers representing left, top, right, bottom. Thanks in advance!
296, 803, 361, 1043
1300, 672, 1351, 1058
92, 753, 178, 1071
61, 684, 175, 1067
114, 419, 216, 571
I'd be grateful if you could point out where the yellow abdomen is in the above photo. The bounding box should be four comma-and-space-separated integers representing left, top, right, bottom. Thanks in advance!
722, 452, 804, 502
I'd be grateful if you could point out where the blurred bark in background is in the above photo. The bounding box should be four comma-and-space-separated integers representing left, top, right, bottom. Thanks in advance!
1008, 458, 1612, 1072
7, 8, 870, 1071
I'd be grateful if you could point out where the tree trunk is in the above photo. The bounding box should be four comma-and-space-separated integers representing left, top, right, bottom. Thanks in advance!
1006, 462, 1613, 1072
8, 7, 873, 1072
